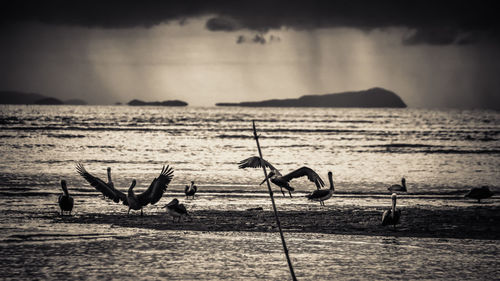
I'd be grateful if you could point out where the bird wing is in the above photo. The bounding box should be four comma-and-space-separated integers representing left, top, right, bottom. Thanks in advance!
176, 204, 188, 214
238, 156, 277, 171
137, 165, 174, 206
306, 189, 330, 199
76, 163, 127, 203
282, 166, 325, 188
381, 209, 392, 225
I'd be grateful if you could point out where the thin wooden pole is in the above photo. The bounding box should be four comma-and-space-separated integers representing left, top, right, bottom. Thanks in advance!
252, 120, 297, 281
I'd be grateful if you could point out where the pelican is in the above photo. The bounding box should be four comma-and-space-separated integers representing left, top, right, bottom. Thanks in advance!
382, 193, 401, 228
163, 198, 188, 222
306, 171, 334, 206
238, 156, 324, 197
76, 163, 174, 215
388, 177, 407, 192
465, 186, 494, 203
58, 180, 74, 216
184, 181, 198, 199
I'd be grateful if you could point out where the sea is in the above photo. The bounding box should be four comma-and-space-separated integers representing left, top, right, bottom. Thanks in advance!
0, 105, 499, 194
0, 105, 499, 280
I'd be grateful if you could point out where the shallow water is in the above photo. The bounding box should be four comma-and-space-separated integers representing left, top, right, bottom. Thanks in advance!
1, 216, 499, 280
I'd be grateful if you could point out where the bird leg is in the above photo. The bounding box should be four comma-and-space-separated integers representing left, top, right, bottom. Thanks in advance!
141, 209, 143, 216
127, 208, 131, 216
280, 187, 285, 197
288, 190, 293, 198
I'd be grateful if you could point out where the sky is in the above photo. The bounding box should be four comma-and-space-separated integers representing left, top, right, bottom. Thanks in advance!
1, 1, 499, 109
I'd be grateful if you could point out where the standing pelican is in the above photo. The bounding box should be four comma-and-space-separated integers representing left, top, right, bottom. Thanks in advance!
238, 156, 324, 198
306, 171, 334, 206
388, 177, 407, 192
185, 181, 198, 199
163, 198, 188, 222
76, 163, 174, 215
382, 193, 401, 228
58, 180, 74, 216
465, 186, 494, 203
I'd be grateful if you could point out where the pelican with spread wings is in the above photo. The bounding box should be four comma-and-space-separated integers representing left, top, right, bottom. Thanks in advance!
76, 163, 173, 215
238, 156, 324, 197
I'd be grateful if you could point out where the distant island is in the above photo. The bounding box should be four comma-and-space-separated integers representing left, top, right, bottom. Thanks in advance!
127, 99, 188, 106
34, 97, 64, 105
216, 88, 407, 108
65, 99, 87, 105
0, 91, 87, 105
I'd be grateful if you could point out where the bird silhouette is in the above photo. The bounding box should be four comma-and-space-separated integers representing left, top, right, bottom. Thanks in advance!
382, 193, 401, 229
184, 181, 198, 199
465, 186, 494, 203
306, 171, 334, 206
388, 177, 407, 192
238, 156, 324, 197
163, 198, 188, 222
76, 163, 173, 215
106, 167, 114, 189
58, 180, 74, 216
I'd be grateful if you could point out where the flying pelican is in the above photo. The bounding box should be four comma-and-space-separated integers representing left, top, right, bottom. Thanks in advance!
388, 177, 407, 192
382, 193, 401, 229
306, 171, 334, 206
163, 198, 188, 222
76, 163, 174, 215
238, 156, 325, 198
465, 186, 494, 203
185, 181, 198, 199
58, 180, 74, 216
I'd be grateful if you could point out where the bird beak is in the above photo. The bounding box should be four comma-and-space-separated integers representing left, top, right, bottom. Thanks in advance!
260, 176, 268, 185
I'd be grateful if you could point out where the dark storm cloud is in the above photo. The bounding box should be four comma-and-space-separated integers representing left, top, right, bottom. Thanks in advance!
402, 28, 461, 46
206, 17, 240, 31
235, 34, 280, 44
2, 0, 499, 45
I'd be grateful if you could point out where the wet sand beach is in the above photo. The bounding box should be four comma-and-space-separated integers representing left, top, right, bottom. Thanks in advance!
52, 203, 500, 240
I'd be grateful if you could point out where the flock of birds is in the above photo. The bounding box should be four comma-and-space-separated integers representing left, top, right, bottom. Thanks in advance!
58, 156, 494, 228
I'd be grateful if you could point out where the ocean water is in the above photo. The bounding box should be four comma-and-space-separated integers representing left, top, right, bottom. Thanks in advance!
0, 105, 498, 194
